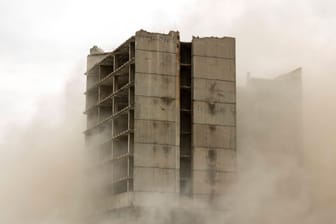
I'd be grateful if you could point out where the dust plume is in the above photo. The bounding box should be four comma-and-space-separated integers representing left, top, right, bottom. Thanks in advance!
0, 73, 87, 224
1, 0, 336, 223
1, 53, 335, 224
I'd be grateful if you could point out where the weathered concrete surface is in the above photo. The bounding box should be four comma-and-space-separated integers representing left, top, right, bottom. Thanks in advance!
134, 120, 176, 145
193, 124, 235, 148
193, 101, 235, 126
193, 79, 235, 103
135, 30, 179, 53
134, 143, 178, 168
193, 57, 235, 81
134, 30, 179, 200
135, 51, 177, 75
192, 37, 235, 59
133, 167, 177, 192
193, 148, 236, 172
192, 37, 236, 201
135, 96, 176, 122
135, 73, 176, 97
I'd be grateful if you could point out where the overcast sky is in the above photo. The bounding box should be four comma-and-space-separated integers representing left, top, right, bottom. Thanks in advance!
1, 0, 335, 137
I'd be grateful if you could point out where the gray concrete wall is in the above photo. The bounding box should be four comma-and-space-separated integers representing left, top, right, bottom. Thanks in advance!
191, 37, 236, 203
87, 53, 109, 72
133, 30, 180, 196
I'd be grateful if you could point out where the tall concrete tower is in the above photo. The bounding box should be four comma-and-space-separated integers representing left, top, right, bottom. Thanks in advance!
238, 68, 302, 160
84, 30, 236, 223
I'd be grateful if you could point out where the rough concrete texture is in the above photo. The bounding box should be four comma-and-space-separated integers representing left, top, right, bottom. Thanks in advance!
192, 37, 236, 198
193, 57, 235, 81
193, 101, 235, 126
192, 37, 235, 59
193, 79, 235, 103
134, 30, 180, 196
135, 73, 176, 97
134, 120, 176, 145
193, 148, 236, 172
135, 96, 176, 122
193, 124, 235, 148
133, 143, 177, 168
135, 51, 177, 75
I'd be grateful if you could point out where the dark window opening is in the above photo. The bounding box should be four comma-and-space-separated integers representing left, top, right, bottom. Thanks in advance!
100, 106, 112, 121
114, 90, 129, 113
181, 89, 191, 110
113, 135, 128, 157
180, 158, 192, 178
115, 52, 129, 69
181, 66, 191, 87
115, 73, 129, 90
113, 180, 128, 194
179, 42, 192, 196
180, 43, 192, 64
180, 135, 191, 157
129, 42, 135, 59
113, 113, 128, 136
113, 157, 128, 180
100, 65, 114, 80
100, 86, 113, 101
180, 112, 191, 133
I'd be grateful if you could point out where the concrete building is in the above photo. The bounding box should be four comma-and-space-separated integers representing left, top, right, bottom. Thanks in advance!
84, 30, 236, 222
238, 68, 303, 163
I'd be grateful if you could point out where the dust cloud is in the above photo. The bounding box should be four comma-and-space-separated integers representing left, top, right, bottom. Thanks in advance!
1, 52, 336, 224
1, 58, 336, 224
0, 74, 87, 224
1, 0, 336, 223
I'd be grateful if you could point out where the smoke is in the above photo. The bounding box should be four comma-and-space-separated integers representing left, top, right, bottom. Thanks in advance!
0, 73, 87, 224
230, 68, 336, 224
1, 0, 336, 223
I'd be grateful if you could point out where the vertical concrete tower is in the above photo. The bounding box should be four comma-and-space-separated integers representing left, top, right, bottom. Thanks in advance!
238, 68, 303, 160
84, 30, 236, 223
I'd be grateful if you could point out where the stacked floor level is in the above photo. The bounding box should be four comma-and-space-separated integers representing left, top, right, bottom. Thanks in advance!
84, 30, 236, 218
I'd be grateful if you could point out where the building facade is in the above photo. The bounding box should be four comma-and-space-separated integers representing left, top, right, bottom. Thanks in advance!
238, 68, 303, 163
84, 30, 236, 222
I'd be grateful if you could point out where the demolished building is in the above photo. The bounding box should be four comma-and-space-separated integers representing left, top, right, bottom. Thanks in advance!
84, 30, 236, 223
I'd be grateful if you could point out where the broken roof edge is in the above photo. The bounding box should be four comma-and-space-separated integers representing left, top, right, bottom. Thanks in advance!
85, 30, 235, 75
246, 67, 302, 85
85, 36, 135, 75
88, 35, 135, 57
135, 29, 180, 38
274, 67, 302, 81
135, 29, 235, 42
192, 35, 235, 40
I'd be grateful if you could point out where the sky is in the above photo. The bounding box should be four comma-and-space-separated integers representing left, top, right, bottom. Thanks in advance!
0, 0, 335, 137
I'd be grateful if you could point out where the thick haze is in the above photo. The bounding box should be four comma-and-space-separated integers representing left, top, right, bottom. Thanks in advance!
1, 0, 336, 223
